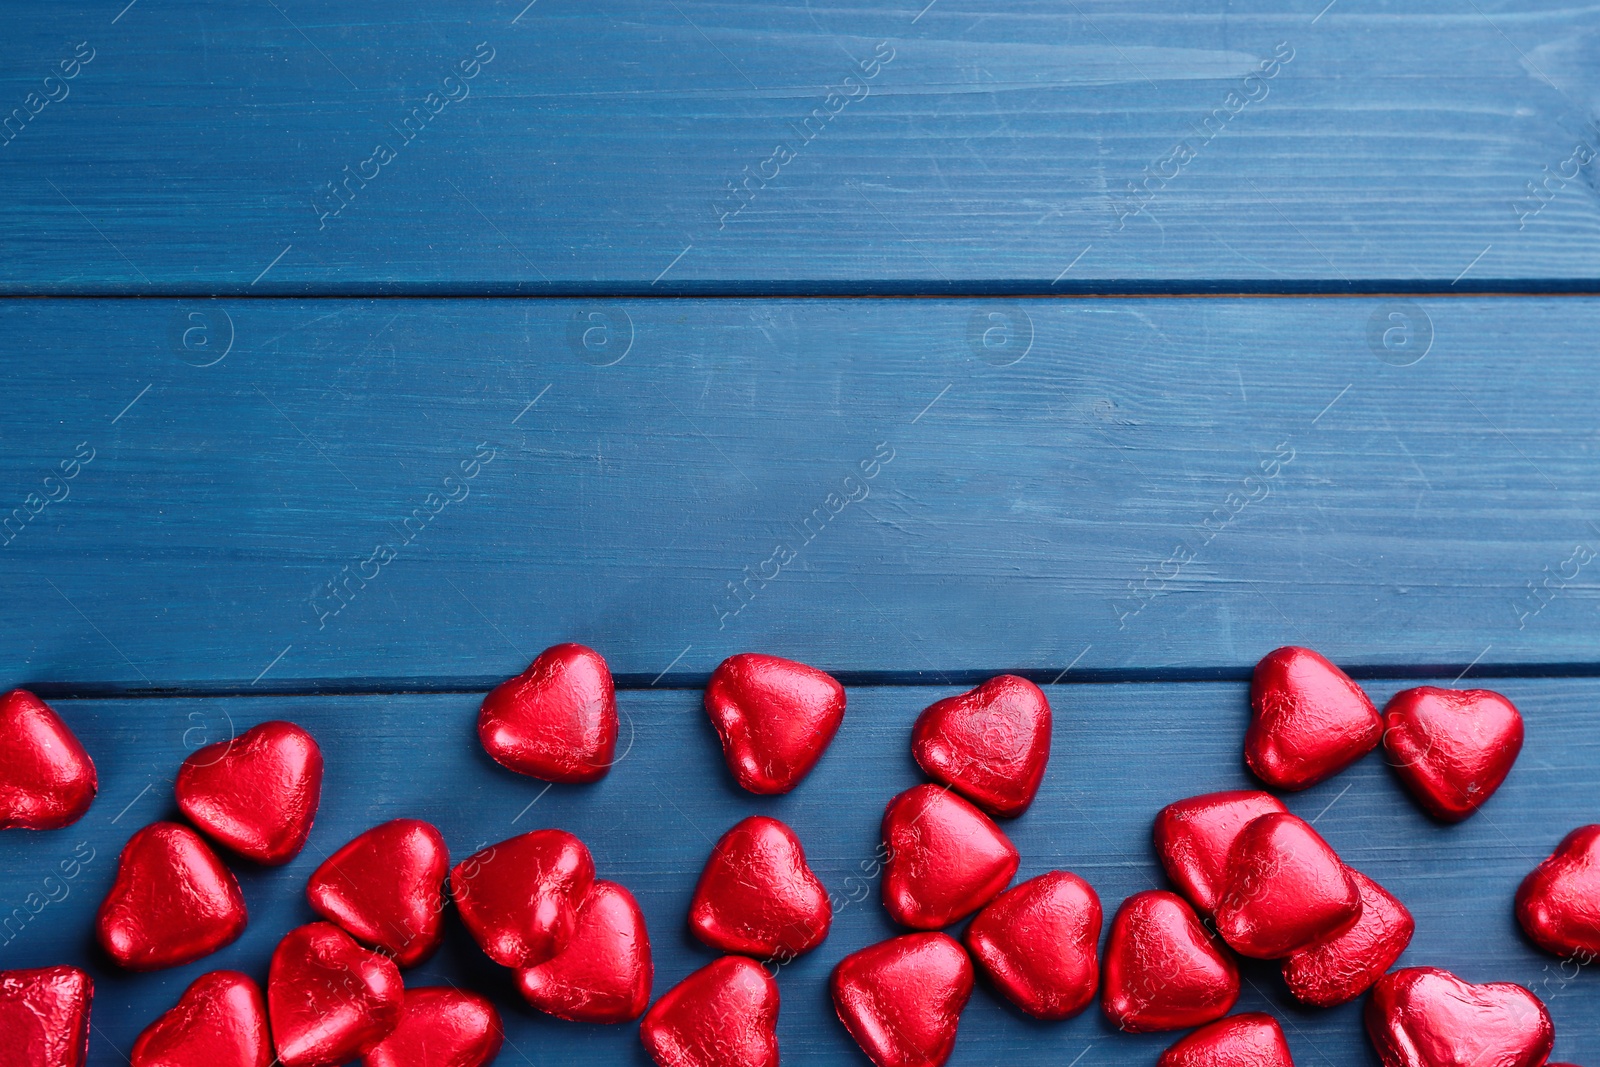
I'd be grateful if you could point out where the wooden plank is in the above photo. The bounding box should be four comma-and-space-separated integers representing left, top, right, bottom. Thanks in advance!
3, 2, 1600, 292
1, 677, 1594, 1065
4, 295, 1600, 689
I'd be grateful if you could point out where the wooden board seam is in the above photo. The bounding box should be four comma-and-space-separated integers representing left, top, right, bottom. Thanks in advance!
19, 281, 1600, 298
19, 662, 1600, 700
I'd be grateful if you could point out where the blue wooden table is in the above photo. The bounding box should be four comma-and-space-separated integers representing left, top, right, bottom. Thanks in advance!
2, 3, 1598, 1065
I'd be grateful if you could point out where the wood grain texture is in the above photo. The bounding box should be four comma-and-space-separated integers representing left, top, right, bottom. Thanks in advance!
0, 678, 1592, 1066
4, 1, 1600, 292
6, 5, 1596, 1066
1, 296, 1597, 689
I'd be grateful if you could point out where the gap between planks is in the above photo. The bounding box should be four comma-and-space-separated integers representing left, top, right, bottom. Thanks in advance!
15, 283, 1600, 301
28, 661, 1600, 700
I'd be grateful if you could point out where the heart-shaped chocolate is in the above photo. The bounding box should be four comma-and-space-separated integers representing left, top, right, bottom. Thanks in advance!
1214, 811, 1361, 959
0, 689, 97, 830
96, 821, 248, 970
831, 932, 973, 1067
175, 719, 323, 864
881, 784, 1019, 929
1517, 824, 1600, 959
478, 643, 618, 784
362, 987, 502, 1067
307, 818, 449, 968
704, 653, 846, 794
963, 870, 1101, 1020
1366, 967, 1553, 1067
1247, 646, 1381, 790
268, 922, 404, 1067
910, 675, 1051, 818
1101, 890, 1239, 1033
690, 815, 831, 960
640, 956, 779, 1067
1383, 687, 1524, 822
518, 879, 653, 1023
1157, 1013, 1293, 1067
450, 829, 594, 967
131, 971, 270, 1067
1283, 868, 1414, 1006
1153, 790, 1288, 916
0, 966, 92, 1067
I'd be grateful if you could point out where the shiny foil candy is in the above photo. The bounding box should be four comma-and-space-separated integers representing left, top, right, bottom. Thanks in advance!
704, 653, 846, 794
1247, 646, 1381, 790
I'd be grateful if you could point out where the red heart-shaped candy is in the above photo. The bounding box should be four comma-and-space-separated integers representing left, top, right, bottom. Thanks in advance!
640, 956, 779, 1067
1365, 967, 1553, 1067
1247, 646, 1381, 790
0, 689, 96, 830
362, 987, 502, 1067
831, 932, 973, 1067
450, 829, 594, 967
131, 971, 270, 1067
910, 675, 1051, 818
963, 870, 1101, 1020
882, 784, 1019, 929
0, 966, 92, 1067
1157, 1013, 1293, 1067
1214, 811, 1361, 959
307, 818, 449, 967
1154, 790, 1288, 916
518, 879, 653, 1023
1517, 824, 1600, 959
690, 815, 831, 961
268, 922, 404, 1067
1383, 687, 1524, 822
96, 821, 248, 970
1101, 890, 1239, 1033
175, 719, 322, 864
478, 643, 618, 784
704, 653, 846, 794
1283, 868, 1413, 1006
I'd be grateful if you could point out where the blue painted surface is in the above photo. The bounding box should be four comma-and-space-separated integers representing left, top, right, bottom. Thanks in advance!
3, 1, 1600, 292
1, 297, 1598, 689
0, 679, 1595, 1066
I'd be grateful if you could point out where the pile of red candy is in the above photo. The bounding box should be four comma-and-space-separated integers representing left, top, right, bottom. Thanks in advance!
2, 643, 1598, 1067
